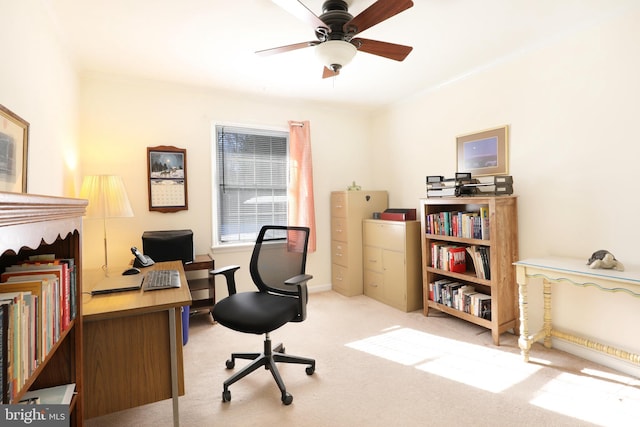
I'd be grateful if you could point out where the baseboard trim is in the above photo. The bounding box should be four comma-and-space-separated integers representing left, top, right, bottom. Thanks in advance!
309, 283, 332, 293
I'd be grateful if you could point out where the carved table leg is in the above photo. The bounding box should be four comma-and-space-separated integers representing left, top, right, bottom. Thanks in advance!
543, 279, 552, 349
517, 274, 531, 362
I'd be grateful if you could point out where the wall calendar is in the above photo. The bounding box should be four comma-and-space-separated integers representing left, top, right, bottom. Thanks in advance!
147, 145, 188, 212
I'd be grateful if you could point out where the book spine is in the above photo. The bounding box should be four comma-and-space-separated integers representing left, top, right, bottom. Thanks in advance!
0, 303, 8, 403
479, 207, 490, 240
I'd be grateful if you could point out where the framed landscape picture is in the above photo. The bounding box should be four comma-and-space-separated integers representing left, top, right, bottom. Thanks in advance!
0, 104, 29, 193
147, 145, 188, 212
456, 125, 509, 176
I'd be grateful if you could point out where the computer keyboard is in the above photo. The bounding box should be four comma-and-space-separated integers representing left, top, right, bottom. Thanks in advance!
142, 269, 181, 291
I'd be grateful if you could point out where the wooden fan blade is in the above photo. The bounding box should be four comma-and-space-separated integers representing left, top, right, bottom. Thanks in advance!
256, 41, 319, 57
322, 67, 339, 79
273, 0, 330, 33
344, 0, 413, 36
352, 38, 413, 61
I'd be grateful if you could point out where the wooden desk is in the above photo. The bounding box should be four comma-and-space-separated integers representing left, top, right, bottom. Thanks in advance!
82, 261, 192, 426
515, 257, 640, 366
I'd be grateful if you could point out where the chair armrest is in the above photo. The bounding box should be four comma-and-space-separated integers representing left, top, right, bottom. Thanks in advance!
210, 265, 241, 295
284, 274, 313, 322
284, 274, 313, 286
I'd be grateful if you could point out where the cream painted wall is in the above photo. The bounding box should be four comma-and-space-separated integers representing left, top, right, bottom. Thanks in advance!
370, 6, 640, 376
79, 73, 375, 292
0, 0, 79, 196
5, 0, 639, 378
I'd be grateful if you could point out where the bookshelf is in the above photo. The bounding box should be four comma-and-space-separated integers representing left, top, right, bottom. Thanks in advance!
419, 196, 519, 345
0, 192, 86, 426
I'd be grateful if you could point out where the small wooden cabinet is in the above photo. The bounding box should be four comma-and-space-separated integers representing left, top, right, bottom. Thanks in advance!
184, 254, 215, 315
331, 191, 388, 296
420, 196, 519, 345
363, 220, 422, 312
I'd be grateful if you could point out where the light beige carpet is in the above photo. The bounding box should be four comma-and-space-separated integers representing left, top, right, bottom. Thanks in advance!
86, 291, 640, 426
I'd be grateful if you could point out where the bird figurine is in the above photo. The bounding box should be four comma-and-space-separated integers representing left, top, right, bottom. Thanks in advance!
587, 250, 624, 271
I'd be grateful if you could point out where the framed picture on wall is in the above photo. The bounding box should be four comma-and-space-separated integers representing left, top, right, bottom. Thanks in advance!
0, 104, 29, 193
456, 125, 509, 176
147, 145, 188, 212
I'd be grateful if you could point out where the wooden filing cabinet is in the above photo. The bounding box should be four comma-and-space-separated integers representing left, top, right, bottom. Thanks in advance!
331, 190, 388, 296
363, 219, 422, 312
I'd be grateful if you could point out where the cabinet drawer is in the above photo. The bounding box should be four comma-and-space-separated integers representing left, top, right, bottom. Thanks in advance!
363, 269, 383, 300
364, 221, 404, 251
331, 240, 349, 266
331, 263, 349, 294
331, 217, 348, 242
363, 246, 382, 273
331, 192, 347, 218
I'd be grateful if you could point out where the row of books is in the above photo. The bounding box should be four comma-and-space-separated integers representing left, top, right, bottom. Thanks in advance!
430, 243, 467, 273
425, 207, 490, 240
467, 245, 491, 280
0, 255, 76, 404
430, 243, 491, 280
426, 175, 513, 198
427, 280, 492, 320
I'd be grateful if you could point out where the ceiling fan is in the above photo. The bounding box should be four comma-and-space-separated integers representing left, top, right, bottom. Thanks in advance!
257, 0, 414, 78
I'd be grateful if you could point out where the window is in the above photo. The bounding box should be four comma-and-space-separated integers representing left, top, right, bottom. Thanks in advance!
214, 124, 288, 245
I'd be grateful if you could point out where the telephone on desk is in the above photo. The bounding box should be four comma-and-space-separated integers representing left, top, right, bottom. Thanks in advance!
131, 246, 155, 268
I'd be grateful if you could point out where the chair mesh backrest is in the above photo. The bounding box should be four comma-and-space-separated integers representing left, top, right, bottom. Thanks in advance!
250, 226, 309, 294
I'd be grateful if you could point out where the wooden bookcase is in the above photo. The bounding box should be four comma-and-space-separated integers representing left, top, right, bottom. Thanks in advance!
419, 196, 519, 345
0, 192, 86, 426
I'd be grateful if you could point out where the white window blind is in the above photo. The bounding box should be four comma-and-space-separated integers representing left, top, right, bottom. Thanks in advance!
215, 125, 288, 244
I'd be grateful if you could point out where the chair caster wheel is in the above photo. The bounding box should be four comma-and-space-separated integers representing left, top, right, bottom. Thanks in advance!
222, 390, 231, 402
305, 366, 315, 375
225, 359, 235, 369
282, 392, 293, 405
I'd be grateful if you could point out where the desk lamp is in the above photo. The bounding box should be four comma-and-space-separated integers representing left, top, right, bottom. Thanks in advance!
80, 175, 134, 276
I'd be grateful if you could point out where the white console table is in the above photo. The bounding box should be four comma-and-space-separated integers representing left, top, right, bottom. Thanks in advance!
515, 257, 640, 365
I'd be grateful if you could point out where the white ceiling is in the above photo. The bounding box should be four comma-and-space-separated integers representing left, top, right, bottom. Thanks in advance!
45, 0, 634, 109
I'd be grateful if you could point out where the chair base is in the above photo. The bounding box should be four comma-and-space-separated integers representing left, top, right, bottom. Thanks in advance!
221, 333, 315, 405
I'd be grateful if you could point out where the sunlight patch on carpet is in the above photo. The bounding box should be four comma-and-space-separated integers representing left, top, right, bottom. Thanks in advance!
345, 327, 541, 392
346, 327, 442, 366
530, 370, 640, 425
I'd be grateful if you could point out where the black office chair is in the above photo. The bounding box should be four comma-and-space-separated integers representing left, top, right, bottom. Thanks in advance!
211, 225, 316, 405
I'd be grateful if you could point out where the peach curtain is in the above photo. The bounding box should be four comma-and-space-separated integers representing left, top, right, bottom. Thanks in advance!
288, 120, 316, 252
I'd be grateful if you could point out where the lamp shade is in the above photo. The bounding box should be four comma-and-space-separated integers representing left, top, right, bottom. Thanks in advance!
80, 175, 134, 218
314, 40, 357, 71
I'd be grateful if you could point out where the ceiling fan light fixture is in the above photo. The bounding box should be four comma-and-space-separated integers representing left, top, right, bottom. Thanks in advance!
314, 40, 357, 72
